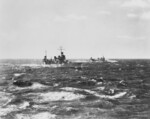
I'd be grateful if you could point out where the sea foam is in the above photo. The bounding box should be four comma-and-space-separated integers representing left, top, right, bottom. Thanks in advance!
16, 112, 56, 119
61, 87, 127, 99
30, 91, 85, 103
14, 73, 25, 77
20, 64, 63, 68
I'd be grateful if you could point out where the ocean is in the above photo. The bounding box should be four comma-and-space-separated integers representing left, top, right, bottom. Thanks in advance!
0, 59, 150, 119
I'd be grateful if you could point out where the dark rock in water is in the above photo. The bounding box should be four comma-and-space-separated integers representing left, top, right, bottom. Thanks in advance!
13, 80, 33, 87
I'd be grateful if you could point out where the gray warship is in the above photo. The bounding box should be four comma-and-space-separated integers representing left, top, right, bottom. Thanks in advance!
43, 47, 68, 65
43, 47, 110, 65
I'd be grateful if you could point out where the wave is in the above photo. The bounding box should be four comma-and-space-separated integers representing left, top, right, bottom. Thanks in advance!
16, 112, 56, 119
0, 101, 29, 117
27, 91, 85, 103
13, 73, 25, 77
61, 87, 127, 99
0, 105, 17, 117
10, 82, 49, 91
0, 92, 13, 107
20, 64, 63, 68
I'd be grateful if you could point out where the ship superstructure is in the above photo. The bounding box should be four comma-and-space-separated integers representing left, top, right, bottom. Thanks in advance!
43, 47, 68, 65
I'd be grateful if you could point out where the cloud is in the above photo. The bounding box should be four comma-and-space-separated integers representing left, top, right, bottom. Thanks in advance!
97, 11, 111, 15
66, 14, 87, 20
117, 35, 145, 41
54, 16, 68, 22
127, 13, 139, 18
122, 0, 150, 8
54, 14, 87, 22
126, 11, 150, 20
141, 11, 150, 19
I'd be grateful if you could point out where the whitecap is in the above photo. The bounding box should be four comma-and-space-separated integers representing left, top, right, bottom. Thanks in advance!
61, 87, 100, 97
45, 64, 63, 67
84, 89, 127, 99
20, 64, 63, 68
100, 92, 127, 99
61, 87, 80, 92
0, 105, 17, 117
39, 92, 84, 102
61, 87, 127, 99
91, 79, 97, 82
13, 73, 25, 77
97, 82, 103, 85
105, 59, 118, 63
16, 112, 56, 119
129, 94, 136, 99
19, 101, 30, 109
96, 87, 105, 90
29, 91, 85, 103
0, 101, 32, 117
0, 92, 13, 107
21, 64, 42, 68
53, 83, 59, 87
32, 112, 56, 119
30, 82, 48, 89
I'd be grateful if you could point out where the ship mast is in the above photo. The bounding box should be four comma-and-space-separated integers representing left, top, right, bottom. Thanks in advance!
58, 46, 65, 53
45, 50, 47, 56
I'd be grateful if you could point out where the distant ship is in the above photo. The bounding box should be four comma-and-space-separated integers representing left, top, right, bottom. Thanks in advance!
43, 47, 68, 65
43, 47, 117, 65
89, 57, 117, 63
90, 56, 106, 62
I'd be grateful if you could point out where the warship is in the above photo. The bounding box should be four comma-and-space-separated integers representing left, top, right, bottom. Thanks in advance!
42, 47, 115, 65
43, 47, 68, 65
89, 56, 106, 62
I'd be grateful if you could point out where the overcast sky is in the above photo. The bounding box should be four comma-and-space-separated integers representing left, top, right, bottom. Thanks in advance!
0, 0, 150, 59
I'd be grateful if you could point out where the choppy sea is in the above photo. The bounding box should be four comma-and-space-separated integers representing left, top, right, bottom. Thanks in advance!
0, 59, 150, 119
